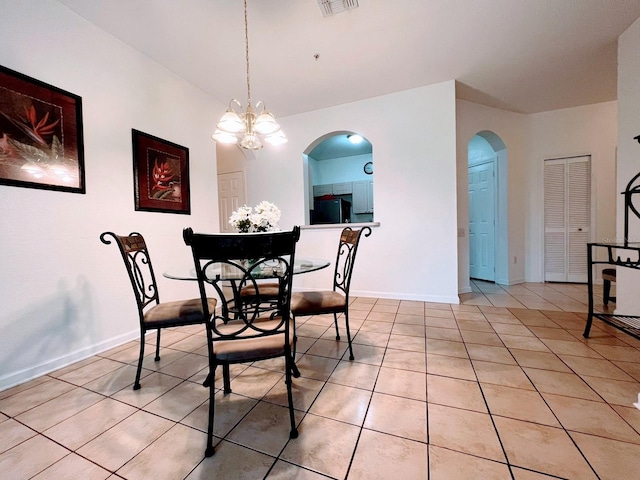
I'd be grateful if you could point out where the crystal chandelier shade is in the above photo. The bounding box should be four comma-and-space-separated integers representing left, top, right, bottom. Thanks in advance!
212, 0, 286, 150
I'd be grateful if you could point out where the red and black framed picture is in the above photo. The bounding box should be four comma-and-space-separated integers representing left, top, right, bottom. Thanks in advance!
132, 129, 191, 214
0, 65, 85, 193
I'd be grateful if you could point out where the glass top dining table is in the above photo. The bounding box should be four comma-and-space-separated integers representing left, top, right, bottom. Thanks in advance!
163, 257, 330, 281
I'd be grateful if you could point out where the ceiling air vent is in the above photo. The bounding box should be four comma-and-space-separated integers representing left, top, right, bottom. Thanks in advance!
317, 0, 359, 17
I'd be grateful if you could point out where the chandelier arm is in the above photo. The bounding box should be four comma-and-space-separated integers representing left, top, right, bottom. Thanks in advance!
244, 0, 251, 107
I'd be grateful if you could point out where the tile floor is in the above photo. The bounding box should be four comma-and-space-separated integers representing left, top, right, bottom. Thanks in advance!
2, 280, 640, 479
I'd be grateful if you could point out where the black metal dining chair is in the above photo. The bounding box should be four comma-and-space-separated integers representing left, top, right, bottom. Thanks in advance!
100, 231, 215, 390
183, 226, 301, 457
291, 226, 371, 360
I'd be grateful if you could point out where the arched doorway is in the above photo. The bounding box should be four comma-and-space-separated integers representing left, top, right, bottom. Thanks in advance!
303, 131, 374, 225
468, 131, 508, 284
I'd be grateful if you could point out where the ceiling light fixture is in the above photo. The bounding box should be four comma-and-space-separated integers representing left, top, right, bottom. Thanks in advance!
347, 134, 364, 144
212, 0, 286, 150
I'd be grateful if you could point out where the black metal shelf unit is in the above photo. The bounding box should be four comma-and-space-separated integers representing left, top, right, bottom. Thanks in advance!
583, 166, 640, 340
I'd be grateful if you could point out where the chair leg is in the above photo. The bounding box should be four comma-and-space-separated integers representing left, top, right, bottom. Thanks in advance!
154, 329, 161, 361
343, 311, 355, 361
205, 374, 216, 457
222, 364, 231, 394
285, 355, 299, 439
134, 330, 145, 390
603, 279, 611, 305
333, 313, 341, 340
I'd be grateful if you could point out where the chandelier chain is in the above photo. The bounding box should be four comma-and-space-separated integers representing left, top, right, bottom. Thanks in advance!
244, 0, 251, 107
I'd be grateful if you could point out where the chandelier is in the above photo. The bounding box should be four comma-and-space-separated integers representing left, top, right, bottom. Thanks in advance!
212, 0, 286, 150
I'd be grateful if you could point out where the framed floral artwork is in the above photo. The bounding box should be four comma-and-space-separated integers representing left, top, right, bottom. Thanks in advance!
132, 129, 191, 214
0, 65, 85, 193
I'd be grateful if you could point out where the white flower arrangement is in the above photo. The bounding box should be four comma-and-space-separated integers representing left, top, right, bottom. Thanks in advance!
229, 201, 281, 233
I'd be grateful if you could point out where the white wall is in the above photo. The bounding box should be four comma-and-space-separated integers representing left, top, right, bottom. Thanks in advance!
243, 82, 460, 304
525, 102, 617, 282
309, 153, 373, 185
0, 0, 222, 390
616, 17, 640, 315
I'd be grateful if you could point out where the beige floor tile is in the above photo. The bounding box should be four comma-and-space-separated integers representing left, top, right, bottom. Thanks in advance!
306, 338, 349, 358
498, 334, 550, 352
511, 466, 567, 479
111, 371, 184, 408
266, 459, 331, 479
425, 315, 458, 328
473, 360, 535, 390
327, 360, 379, 390
382, 348, 426, 372
527, 326, 577, 341
589, 343, 640, 362
454, 311, 489, 321
395, 313, 426, 325
353, 330, 390, 347
186, 439, 274, 479
219, 365, 283, 399
493, 417, 598, 479
391, 323, 426, 337
426, 353, 477, 381
0, 418, 36, 454
265, 375, 325, 412
612, 360, 640, 382
293, 353, 340, 381
31, 453, 111, 480
509, 349, 571, 372
429, 445, 511, 479
280, 413, 360, 479
0, 378, 75, 417
426, 338, 469, 359
83, 364, 146, 396
359, 320, 394, 333
155, 352, 209, 379
456, 319, 495, 332
0, 376, 51, 401
427, 375, 487, 413
427, 403, 505, 462
227, 401, 302, 456
492, 323, 534, 336
611, 404, 640, 434
296, 324, 329, 339
0, 434, 69, 479
375, 366, 426, 401
540, 338, 603, 358
365, 311, 395, 322
425, 326, 463, 342
482, 384, 559, 426
168, 333, 207, 353
386, 334, 426, 353
48, 356, 103, 378
559, 354, 634, 381
571, 431, 640, 480
543, 392, 640, 443
143, 380, 208, 421
459, 330, 504, 346
44, 398, 137, 450
309, 382, 371, 425
57, 357, 126, 386
181, 392, 258, 437
524, 368, 600, 400
76, 410, 174, 472
16, 387, 104, 431
425, 307, 454, 318
364, 392, 427, 442
466, 344, 516, 364
579, 374, 640, 405
349, 428, 428, 480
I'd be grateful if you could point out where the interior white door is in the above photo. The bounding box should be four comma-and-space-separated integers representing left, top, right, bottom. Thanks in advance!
469, 161, 496, 281
217, 171, 246, 233
544, 156, 591, 282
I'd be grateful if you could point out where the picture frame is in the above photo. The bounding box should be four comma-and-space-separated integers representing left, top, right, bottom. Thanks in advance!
0, 65, 85, 193
132, 129, 191, 214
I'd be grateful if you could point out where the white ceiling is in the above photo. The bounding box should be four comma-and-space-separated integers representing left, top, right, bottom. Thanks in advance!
57, 0, 640, 117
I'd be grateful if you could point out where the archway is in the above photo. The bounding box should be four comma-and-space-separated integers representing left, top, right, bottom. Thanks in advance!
468, 131, 508, 284
303, 131, 373, 225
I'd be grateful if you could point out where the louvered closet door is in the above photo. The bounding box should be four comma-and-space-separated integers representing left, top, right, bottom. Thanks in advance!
544, 156, 591, 283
